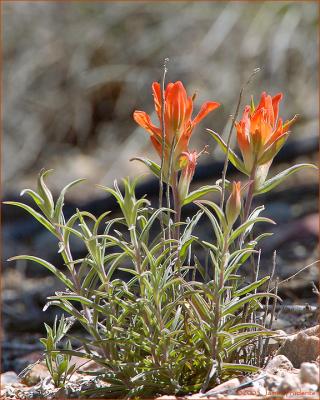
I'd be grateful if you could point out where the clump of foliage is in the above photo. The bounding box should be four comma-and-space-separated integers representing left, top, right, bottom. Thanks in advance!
5, 77, 316, 398
40, 315, 76, 388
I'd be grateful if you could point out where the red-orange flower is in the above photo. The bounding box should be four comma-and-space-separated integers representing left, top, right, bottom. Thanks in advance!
133, 81, 220, 174
235, 92, 297, 172
178, 150, 199, 201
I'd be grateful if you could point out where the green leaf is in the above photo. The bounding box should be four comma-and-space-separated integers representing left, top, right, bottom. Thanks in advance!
228, 217, 275, 245
20, 189, 44, 210
255, 163, 318, 194
227, 322, 267, 333
207, 129, 248, 175
37, 169, 55, 218
234, 276, 270, 297
221, 363, 260, 373
195, 199, 226, 226
93, 211, 111, 236
224, 248, 257, 279
243, 206, 266, 238
48, 294, 106, 315
139, 207, 171, 243
181, 210, 203, 239
257, 133, 288, 165
53, 179, 86, 223
130, 158, 162, 181
196, 202, 223, 246
62, 211, 97, 244
3, 202, 57, 236
182, 185, 221, 206
223, 292, 281, 316
44, 300, 86, 324
8, 255, 74, 290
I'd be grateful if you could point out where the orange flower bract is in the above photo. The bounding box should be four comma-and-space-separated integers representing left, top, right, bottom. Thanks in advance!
133, 81, 220, 174
177, 150, 199, 202
235, 91, 297, 173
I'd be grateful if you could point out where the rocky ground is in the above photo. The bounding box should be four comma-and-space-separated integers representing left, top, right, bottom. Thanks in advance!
2, 137, 319, 400
1, 326, 320, 399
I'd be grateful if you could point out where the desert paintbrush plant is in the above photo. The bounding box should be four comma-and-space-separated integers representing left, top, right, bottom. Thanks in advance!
5, 78, 317, 398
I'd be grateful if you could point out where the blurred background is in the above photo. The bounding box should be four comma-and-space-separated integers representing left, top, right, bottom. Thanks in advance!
2, 1, 319, 373
3, 1, 318, 199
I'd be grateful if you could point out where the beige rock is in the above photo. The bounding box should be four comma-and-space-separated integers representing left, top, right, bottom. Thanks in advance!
0, 371, 19, 389
155, 396, 177, 400
265, 371, 301, 394
277, 325, 320, 368
203, 378, 240, 396
70, 356, 100, 372
264, 373, 282, 392
20, 363, 50, 386
265, 354, 293, 374
300, 362, 320, 386
277, 372, 300, 393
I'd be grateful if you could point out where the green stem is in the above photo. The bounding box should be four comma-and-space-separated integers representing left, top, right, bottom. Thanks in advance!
130, 227, 145, 297
55, 227, 109, 358
202, 239, 228, 393
239, 163, 257, 248
172, 172, 181, 240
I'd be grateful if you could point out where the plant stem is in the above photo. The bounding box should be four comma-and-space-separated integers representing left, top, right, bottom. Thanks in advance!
202, 240, 228, 392
131, 227, 145, 297
159, 59, 169, 241
172, 172, 181, 240
220, 68, 260, 209
55, 227, 109, 358
239, 162, 257, 248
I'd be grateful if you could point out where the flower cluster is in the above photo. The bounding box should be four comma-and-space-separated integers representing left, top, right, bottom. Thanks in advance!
235, 92, 297, 187
133, 82, 298, 210
134, 81, 219, 199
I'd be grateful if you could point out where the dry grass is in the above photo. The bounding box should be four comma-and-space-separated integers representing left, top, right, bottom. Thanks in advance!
3, 1, 318, 201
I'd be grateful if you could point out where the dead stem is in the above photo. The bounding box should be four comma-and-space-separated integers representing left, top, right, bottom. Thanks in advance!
219, 68, 260, 209
159, 58, 169, 240
261, 251, 277, 365
270, 259, 320, 291
264, 277, 279, 366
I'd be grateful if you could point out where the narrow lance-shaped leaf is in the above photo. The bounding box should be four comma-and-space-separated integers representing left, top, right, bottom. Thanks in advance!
130, 157, 163, 181
37, 169, 55, 218
228, 216, 275, 245
20, 189, 44, 210
139, 207, 171, 243
8, 255, 74, 290
182, 185, 221, 206
234, 276, 270, 297
221, 363, 260, 373
222, 292, 281, 316
207, 129, 248, 175
255, 163, 318, 194
53, 178, 86, 223
3, 202, 58, 236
